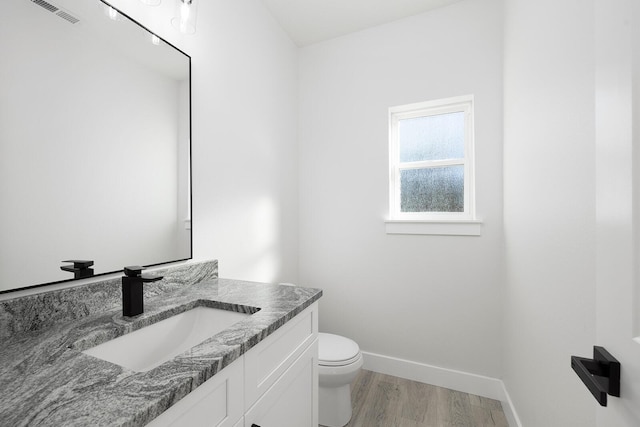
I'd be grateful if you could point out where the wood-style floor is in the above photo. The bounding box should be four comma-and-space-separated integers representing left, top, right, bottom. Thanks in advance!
336, 370, 509, 427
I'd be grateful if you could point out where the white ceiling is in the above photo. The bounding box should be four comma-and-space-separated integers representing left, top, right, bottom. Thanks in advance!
261, 0, 464, 47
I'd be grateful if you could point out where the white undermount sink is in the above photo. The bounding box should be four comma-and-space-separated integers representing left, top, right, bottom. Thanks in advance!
83, 307, 251, 372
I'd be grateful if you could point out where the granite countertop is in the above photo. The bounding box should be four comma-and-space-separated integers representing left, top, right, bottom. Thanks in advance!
0, 278, 322, 426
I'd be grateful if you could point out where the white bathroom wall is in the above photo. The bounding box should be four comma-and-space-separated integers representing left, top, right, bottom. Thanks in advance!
502, 0, 597, 425
108, 0, 300, 284
298, 0, 504, 379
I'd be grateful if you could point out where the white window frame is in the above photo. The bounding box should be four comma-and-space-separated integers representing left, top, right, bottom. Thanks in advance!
387, 95, 480, 235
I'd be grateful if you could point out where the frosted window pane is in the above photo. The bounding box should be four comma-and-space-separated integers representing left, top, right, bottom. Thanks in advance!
400, 166, 464, 212
398, 112, 465, 162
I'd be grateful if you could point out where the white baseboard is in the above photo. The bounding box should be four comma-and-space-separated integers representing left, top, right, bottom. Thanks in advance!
361, 351, 522, 427
500, 384, 523, 427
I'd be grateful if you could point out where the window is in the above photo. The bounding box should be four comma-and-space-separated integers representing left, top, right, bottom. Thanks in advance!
387, 96, 480, 235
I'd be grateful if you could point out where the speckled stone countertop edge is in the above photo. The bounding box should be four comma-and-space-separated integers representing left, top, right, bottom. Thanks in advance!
0, 277, 322, 427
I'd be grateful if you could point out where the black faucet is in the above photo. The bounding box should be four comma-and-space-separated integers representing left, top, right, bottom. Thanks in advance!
121, 266, 163, 317
60, 260, 94, 279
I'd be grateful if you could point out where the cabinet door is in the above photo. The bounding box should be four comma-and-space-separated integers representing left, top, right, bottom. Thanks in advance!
147, 356, 243, 427
245, 339, 318, 427
244, 303, 317, 410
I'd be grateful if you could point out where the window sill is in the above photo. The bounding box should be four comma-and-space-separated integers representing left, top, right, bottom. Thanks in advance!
385, 219, 483, 236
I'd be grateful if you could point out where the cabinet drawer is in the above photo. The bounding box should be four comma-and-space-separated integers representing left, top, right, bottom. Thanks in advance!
148, 356, 244, 427
244, 302, 318, 409
245, 339, 318, 427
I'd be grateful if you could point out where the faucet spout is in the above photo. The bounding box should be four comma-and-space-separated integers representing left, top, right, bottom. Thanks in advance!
122, 266, 163, 317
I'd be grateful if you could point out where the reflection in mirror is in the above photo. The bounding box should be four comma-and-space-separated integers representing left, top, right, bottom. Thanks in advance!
0, 0, 191, 292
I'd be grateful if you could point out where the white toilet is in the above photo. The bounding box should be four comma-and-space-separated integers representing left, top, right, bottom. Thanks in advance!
318, 332, 363, 427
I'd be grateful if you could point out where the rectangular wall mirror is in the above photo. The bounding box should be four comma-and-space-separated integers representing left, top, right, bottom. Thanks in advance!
0, 0, 192, 293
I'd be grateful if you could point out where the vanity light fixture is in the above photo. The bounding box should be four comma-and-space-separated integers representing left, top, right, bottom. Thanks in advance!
125, 0, 199, 35
171, 0, 198, 34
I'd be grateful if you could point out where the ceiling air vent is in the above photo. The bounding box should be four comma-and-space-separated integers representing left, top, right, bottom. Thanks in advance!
56, 10, 80, 24
30, 0, 80, 24
31, 0, 58, 13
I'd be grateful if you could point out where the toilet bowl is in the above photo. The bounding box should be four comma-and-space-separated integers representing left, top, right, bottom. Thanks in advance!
318, 332, 363, 427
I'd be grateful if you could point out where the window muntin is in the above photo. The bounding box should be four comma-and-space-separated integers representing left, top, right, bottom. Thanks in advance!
389, 96, 475, 220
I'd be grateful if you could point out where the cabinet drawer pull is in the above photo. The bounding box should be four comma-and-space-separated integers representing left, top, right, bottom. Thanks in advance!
251, 424, 261, 427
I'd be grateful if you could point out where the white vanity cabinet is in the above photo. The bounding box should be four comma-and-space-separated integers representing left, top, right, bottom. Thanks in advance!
146, 355, 244, 427
147, 302, 318, 427
244, 303, 318, 427
244, 340, 318, 427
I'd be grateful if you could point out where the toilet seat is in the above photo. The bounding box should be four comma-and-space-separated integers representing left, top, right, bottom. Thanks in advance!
319, 333, 361, 367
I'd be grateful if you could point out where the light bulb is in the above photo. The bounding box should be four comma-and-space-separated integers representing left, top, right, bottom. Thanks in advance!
108, 7, 118, 21
172, 0, 197, 34
180, 1, 190, 23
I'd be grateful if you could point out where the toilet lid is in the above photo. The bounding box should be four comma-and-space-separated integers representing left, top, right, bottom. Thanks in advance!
319, 333, 361, 366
